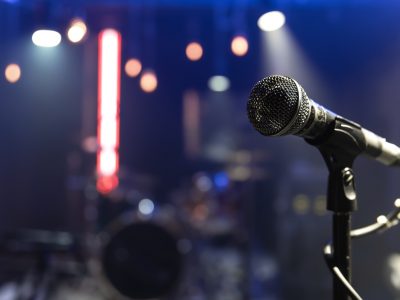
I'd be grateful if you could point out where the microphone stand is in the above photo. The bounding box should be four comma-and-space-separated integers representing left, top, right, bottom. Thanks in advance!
306, 119, 366, 300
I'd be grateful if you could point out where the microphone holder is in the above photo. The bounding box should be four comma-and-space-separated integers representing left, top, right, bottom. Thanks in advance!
306, 119, 366, 300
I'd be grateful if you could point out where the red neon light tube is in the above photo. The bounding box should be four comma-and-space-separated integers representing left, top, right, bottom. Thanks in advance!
97, 29, 121, 194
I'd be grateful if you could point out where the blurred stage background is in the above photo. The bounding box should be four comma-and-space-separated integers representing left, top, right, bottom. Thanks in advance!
1, 0, 400, 299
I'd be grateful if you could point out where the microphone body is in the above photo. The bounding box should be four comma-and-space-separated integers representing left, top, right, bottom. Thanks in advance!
247, 75, 400, 166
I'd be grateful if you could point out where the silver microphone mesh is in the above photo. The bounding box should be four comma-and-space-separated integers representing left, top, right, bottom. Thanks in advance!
247, 75, 312, 136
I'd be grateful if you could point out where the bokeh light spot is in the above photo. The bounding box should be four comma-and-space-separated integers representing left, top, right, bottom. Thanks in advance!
5, 63, 21, 83
208, 75, 230, 92
125, 58, 142, 77
140, 70, 158, 93
67, 19, 87, 43
231, 36, 249, 56
138, 198, 155, 215
186, 42, 203, 61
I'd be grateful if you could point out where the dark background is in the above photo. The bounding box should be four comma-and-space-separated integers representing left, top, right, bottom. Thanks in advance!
1, 0, 400, 299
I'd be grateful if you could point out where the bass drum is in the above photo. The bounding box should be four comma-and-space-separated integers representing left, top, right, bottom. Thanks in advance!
95, 209, 185, 299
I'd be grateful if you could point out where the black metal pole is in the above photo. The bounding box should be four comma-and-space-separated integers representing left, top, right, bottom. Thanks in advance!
333, 212, 351, 300
324, 165, 356, 300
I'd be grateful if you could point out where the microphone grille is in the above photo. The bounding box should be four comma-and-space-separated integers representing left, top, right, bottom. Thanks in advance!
247, 75, 311, 136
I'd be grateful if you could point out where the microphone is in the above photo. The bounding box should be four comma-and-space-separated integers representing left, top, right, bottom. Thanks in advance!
247, 75, 400, 166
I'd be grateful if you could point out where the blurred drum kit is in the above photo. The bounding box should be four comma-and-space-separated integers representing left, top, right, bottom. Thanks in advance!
0, 169, 254, 300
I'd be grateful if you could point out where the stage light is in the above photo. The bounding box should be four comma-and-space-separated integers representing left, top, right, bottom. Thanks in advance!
208, 75, 230, 92
231, 36, 248, 56
97, 29, 121, 193
140, 70, 158, 93
258, 11, 286, 32
138, 198, 155, 215
4, 63, 21, 83
125, 58, 142, 77
32, 29, 62, 47
67, 18, 87, 43
186, 42, 203, 61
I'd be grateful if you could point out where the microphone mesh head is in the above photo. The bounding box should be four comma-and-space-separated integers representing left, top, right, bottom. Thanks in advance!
247, 75, 311, 136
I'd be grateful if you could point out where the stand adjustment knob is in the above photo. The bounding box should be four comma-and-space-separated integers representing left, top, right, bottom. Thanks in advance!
342, 168, 356, 200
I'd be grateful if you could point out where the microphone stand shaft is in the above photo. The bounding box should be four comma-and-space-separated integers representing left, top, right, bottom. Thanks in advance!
333, 213, 351, 300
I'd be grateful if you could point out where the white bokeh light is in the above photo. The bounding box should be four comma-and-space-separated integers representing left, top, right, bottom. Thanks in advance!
258, 11, 286, 32
208, 75, 230, 92
138, 198, 155, 215
32, 29, 62, 47
67, 19, 87, 43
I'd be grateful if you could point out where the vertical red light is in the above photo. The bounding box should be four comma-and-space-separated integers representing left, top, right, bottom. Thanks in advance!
97, 29, 121, 194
